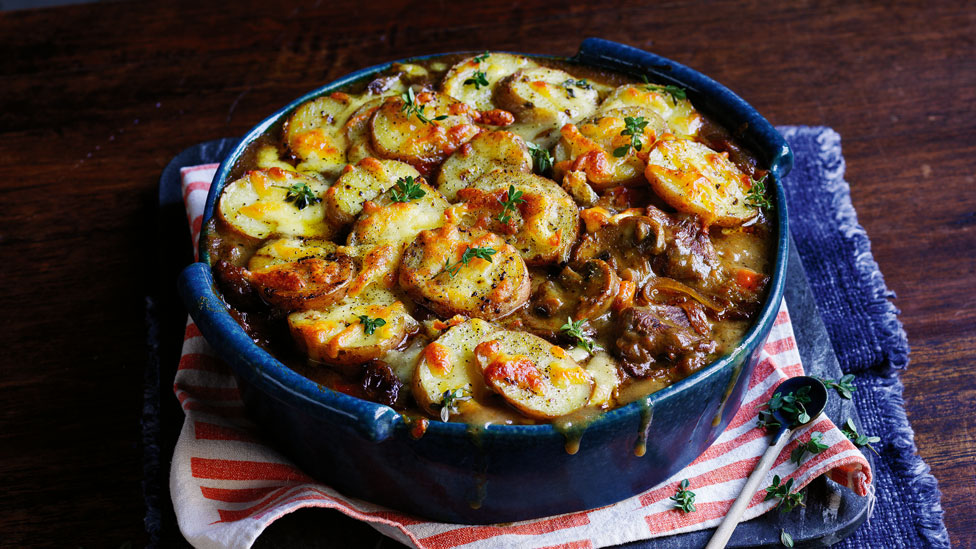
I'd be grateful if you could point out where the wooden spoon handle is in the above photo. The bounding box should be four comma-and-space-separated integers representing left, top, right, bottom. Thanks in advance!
705, 429, 792, 549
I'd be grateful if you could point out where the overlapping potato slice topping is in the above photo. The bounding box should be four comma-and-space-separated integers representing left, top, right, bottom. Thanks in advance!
474, 331, 593, 419
369, 90, 482, 174
599, 84, 703, 138
447, 170, 579, 265
436, 130, 533, 202
347, 177, 450, 248
218, 168, 332, 240
495, 67, 600, 129
285, 92, 366, 177
398, 224, 530, 320
323, 157, 420, 227
441, 52, 537, 111
413, 318, 498, 419
645, 139, 757, 226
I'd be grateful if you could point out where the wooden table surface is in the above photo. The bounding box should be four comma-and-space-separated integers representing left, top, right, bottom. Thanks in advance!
1, 1, 973, 546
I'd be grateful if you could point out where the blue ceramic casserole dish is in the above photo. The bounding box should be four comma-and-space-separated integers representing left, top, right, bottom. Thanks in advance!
178, 38, 792, 524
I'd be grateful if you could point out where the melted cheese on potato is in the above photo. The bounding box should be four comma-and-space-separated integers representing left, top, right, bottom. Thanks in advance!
441, 53, 537, 110
285, 92, 370, 177
474, 331, 593, 419
436, 130, 532, 202
343, 98, 385, 164
645, 139, 757, 226
323, 158, 420, 227
347, 178, 450, 247
495, 67, 599, 130
447, 170, 580, 265
369, 90, 481, 174
599, 84, 703, 138
412, 318, 499, 419
247, 237, 338, 270
288, 286, 418, 370
398, 224, 530, 320
553, 107, 667, 190
218, 168, 333, 240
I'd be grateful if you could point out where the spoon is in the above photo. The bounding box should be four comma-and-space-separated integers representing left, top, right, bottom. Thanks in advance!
705, 376, 828, 549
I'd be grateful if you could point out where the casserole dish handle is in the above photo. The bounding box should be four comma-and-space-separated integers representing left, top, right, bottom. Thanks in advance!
573, 38, 793, 181
178, 262, 400, 442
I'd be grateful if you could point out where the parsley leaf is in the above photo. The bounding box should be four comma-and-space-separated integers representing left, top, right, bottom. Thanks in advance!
438, 387, 472, 422
496, 184, 525, 223
357, 315, 386, 336
612, 116, 650, 158
764, 475, 805, 512
790, 431, 829, 464
560, 318, 598, 354
441, 246, 497, 278
841, 418, 881, 455
389, 176, 426, 202
818, 374, 856, 400
277, 182, 321, 210
670, 479, 696, 513
527, 142, 553, 176
400, 87, 448, 125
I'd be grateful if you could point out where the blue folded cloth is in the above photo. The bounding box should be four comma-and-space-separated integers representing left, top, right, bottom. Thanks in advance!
779, 126, 949, 548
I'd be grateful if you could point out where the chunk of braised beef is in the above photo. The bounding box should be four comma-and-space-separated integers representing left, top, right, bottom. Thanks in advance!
361, 360, 409, 410
659, 214, 721, 282
573, 214, 668, 286
614, 305, 716, 378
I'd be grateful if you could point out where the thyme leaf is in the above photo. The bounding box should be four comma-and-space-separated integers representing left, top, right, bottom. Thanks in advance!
612, 116, 650, 158
441, 246, 497, 278
841, 418, 881, 455
670, 479, 696, 513
496, 184, 525, 223
527, 142, 553, 176
818, 374, 856, 400
560, 318, 598, 354
389, 176, 426, 202
640, 75, 687, 105
277, 182, 321, 210
790, 431, 829, 464
745, 174, 774, 210
357, 315, 386, 336
438, 387, 472, 422
764, 475, 805, 512
400, 87, 448, 124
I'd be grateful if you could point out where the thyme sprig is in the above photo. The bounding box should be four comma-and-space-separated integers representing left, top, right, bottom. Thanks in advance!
400, 87, 448, 124
464, 71, 490, 89
472, 51, 490, 63
357, 315, 386, 336
670, 479, 697, 513
560, 318, 598, 355
841, 418, 881, 455
438, 387, 472, 422
276, 182, 320, 210
764, 475, 805, 512
496, 184, 525, 223
818, 374, 856, 400
389, 175, 426, 202
745, 174, 773, 210
561, 78, 592, 97
640, 75, 687, 105
790, 431, 828, 464
527, 142, 553, 176
441, 246, 497, 278
613, 116, 650, 158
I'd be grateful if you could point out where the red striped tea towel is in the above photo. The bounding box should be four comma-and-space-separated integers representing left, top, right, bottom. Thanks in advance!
173, 164, 872, 549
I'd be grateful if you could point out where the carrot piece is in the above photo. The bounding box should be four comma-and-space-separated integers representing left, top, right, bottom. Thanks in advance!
736, 268, 766, 292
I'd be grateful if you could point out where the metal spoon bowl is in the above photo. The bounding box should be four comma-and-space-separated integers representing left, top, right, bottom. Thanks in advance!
705, 376, 828, 549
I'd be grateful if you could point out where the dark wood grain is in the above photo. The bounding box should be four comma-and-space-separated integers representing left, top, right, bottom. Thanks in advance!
0, 1, 972, 546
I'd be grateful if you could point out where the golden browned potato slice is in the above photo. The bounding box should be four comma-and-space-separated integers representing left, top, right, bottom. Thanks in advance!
599, 84, 703, 138
288, 286, 419, 371
441, 52, 537, 110
552, 107, 667, 190
218, 168, 333, 240
347, 178, 450, 247
247, 237, 339, 271
323, 157, 420, 227
398, 224, 530, 320
436, 130, 532, 202
413, 318, 499, 419
448, 170, 579, 266
284, 92, 367, 177
495, 67, 599, 129
369, 90, 481, 175
343, 98, 385, 164
473, 331, 593, 419
645, 139, 757, 226
248, 255, 357, 312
